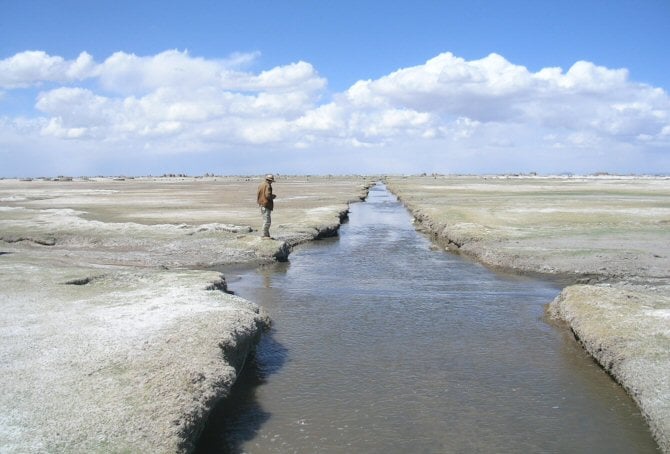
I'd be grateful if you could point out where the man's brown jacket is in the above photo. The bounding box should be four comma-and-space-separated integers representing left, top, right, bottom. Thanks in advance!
257, 180, 275, 210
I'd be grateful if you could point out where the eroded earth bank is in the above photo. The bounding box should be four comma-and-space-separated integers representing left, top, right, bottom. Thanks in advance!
386, 175, 670, 453
0, 176, 368, 453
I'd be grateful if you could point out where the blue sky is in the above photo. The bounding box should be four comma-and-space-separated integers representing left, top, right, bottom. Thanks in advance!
1, 0, 669, 176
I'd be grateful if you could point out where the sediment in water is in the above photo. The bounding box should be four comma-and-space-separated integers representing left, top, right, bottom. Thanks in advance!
385, 175, 670, 453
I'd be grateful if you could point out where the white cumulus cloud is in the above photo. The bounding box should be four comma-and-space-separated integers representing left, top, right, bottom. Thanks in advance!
0, 51, 96, 88
0, 49, 668, 175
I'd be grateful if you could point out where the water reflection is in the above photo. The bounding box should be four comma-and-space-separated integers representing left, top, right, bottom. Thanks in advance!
197, 184, 656, 453
195, 336, 282, 453
197, 263, 291, 454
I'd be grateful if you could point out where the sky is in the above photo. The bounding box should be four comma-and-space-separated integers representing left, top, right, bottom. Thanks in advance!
1, 0, 669, 177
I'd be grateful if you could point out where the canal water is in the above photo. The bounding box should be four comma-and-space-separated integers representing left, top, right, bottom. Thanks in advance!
197, 184, 656, 453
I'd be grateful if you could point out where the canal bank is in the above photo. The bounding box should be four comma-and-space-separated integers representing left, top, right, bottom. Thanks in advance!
197, 184, 657, 453
0, 176, 368, 452
385, 175, 670, 452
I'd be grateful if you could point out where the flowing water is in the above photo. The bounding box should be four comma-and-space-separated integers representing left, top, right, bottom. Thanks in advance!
197, 185, 657, 453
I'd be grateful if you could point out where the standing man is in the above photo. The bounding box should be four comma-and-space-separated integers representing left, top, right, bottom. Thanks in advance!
257, 174, 277, 238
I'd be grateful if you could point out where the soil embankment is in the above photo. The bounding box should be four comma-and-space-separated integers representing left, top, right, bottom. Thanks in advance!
0, 176, 369, 452
386, 175, 670, 453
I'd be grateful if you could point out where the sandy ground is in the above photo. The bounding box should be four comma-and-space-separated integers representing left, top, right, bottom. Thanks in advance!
386, 175, 670, 452
0, 176, 369, 453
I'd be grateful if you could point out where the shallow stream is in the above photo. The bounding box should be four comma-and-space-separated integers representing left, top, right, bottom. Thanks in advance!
198, 184, 656, 453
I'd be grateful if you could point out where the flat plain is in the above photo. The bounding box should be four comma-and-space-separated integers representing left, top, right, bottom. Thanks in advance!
2, 174, 668, 453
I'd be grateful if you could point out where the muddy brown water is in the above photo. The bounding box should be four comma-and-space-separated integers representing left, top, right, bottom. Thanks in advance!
197, 184, 657, 453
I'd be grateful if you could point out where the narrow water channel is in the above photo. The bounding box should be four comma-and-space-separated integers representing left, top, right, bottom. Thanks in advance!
198, 184, 656, 453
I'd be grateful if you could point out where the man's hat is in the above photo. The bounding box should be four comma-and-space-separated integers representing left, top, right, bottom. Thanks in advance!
265, 174, 275, 182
